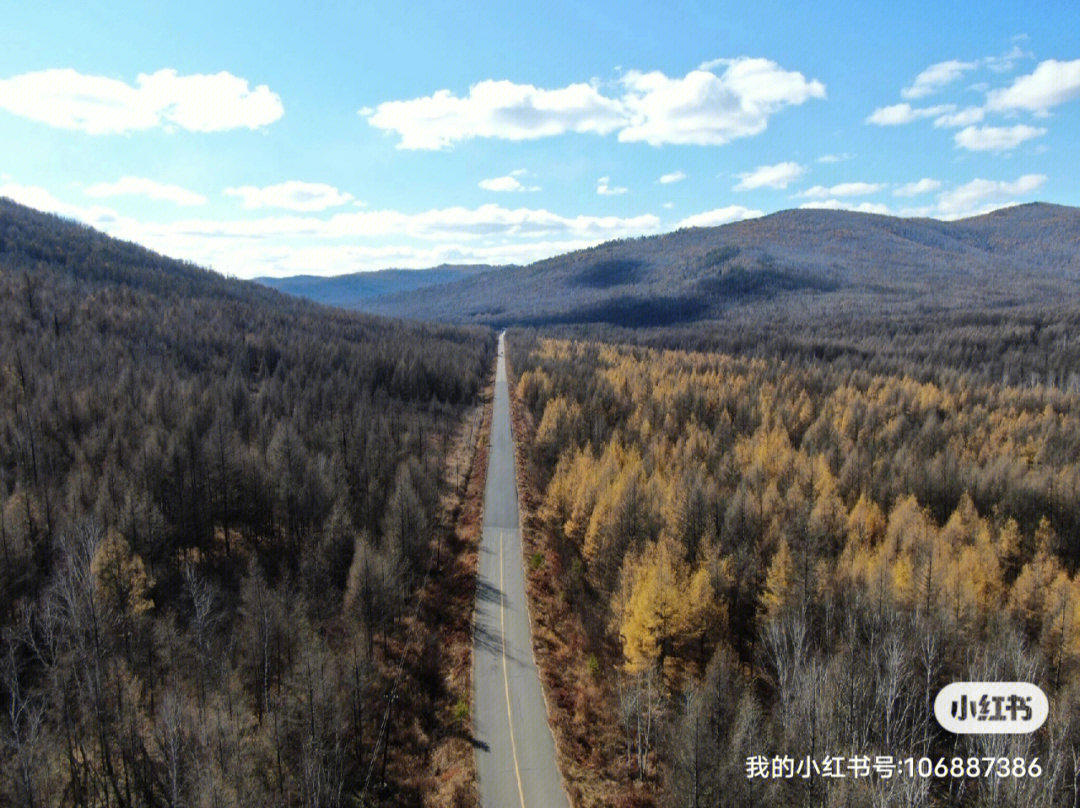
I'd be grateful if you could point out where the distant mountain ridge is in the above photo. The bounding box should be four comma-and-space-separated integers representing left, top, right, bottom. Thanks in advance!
286, 202, 1079, 328
256, 264, 501, 308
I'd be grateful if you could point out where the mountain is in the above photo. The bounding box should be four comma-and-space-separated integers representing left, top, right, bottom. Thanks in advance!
0, 197, 494, 805
256, 264, 501, 308
338, 203, 1080, 327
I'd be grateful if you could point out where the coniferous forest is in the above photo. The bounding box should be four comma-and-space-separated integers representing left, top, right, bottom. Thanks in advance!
506, 329, 1080, 807
5, 193, 1080, 808
0, 200, 495, 807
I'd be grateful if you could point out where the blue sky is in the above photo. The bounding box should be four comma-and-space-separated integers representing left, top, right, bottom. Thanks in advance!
1, 0, 1077, 278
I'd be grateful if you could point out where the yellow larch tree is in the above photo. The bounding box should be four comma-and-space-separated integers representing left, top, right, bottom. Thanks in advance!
615, 537, 721, 679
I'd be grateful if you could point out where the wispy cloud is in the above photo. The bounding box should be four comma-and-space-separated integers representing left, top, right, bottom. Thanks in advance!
479, 169, 540, 192
893, 178, 942, 197
866, 103, 953, 126
658, 171, 686, 184
224, 181, 354, 212
733, 161, 805, 191
796, 181, 886, 199
0, 68, 283, 133
84, 176, 206, 206
902, 59, 978, 99
597, 176, 628, 195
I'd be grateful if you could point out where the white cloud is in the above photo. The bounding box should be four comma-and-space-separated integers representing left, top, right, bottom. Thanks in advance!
933, 106, 985, 127
658, 171, 686, 184
893, 178, 942, 197
597, 176, 627, 195
866, 102, 953, 125
986, 58, 1080, 113
1, 181, 119, 225
363, 79, 627, 149
798, 199, 892, 215
364, 57, 825, 149
0, 68, 283, 134
902, 59, 977, 99
733, 161, 805, 191
479, 170, 540, 192
676, 205, 763, 229
816, 153, 852, 163
936, 174, 1046, 218
953, 124, 1045, 152
618, 58, 825, 146
797, 182, 886, 199
84, 176, 206, 206
134, 204, 661, 243
2, 181, 664, 276
224, 181, 354, 212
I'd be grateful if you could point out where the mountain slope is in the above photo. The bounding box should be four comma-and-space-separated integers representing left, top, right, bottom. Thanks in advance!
256, 264, 501, 308
346, 203, 1080, 327
0, 196, 494, 806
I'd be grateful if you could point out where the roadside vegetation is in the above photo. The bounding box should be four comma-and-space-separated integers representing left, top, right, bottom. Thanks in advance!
508, 330, 1080, 807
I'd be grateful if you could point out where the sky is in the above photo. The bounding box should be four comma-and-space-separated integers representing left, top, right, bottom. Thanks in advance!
0, 0, 1077, 279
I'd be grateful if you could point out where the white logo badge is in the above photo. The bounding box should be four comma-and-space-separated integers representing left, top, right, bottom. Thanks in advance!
934, 682, 1048, 734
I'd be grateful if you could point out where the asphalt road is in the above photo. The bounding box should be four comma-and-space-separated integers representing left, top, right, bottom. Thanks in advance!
473, 333, 570, 808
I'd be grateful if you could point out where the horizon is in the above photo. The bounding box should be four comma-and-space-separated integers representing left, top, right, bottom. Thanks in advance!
1, 195, 1068, 281
1, 1, 1077, 278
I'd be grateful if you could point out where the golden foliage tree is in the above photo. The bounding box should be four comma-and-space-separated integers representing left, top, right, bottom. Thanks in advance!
615, 537, 720, 679
92, 527, 155, 617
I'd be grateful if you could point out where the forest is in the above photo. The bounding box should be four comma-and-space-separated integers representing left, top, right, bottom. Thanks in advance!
507, 329, 1080, 808
0, 200, 495, 807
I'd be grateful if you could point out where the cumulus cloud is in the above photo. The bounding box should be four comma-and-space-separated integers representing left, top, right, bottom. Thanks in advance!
363, 79, 626, 149
893, 178, 942, 197
953, 124, 1045, 152
866, 102, 954, 125
224, 181, 354, 212
797, 182, 886, 199
0, 68, 283, 134
676, 205, 763, 229
479, 170, 540, 192
363, 57, 825, 149
658, 171, 686, 184
902, 59, 977, 99
84, 176, 206, 206
900, 47, 1027, 100
618, 58, 825, 146
986, 58, 1080, 113
597, 176, 628, 195
936, 174, 1046, 218
733, 161, 805, 191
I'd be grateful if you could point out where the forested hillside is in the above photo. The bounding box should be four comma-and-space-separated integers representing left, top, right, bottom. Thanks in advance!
257, 265, 499, 309
508, 333, 1080, 807
353, 203, 1080, 327
0, 199, 496, 807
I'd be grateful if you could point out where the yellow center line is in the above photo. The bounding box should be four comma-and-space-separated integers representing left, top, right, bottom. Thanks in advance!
499, 526, 528, 808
